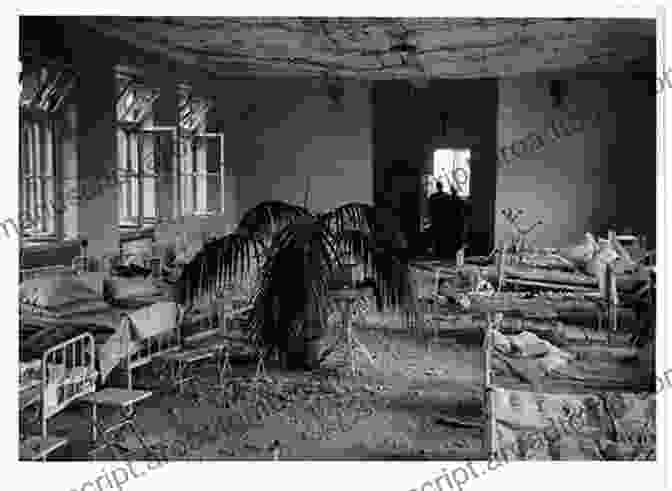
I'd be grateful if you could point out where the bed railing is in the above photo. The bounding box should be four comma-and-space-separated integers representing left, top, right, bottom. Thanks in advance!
121, 305, 184, 390
20, 264, 75, 282
41, 332, 98, 439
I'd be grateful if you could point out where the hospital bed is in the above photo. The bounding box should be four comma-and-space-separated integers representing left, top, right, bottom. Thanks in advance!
19, 332, 98, 460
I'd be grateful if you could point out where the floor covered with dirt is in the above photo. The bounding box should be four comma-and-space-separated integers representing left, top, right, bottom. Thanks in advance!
41, 319, 485, 461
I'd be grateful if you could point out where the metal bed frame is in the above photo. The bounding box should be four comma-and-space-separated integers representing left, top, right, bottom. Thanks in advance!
20, 264, 76, 282
120, 304, 184, 390
22, 332, 98, 438
159, 298, 253, 393
20, 332, 98, 460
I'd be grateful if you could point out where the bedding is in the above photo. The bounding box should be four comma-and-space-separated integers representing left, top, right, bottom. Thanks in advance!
20, 275, 101, 308
103, 276, 162, 301
19, 267, 249, 384
492, 330, 576, 381
21, 300, 112, 320
21, 302, 146, 383
19, 383, 41, 413
557, 233, 599, 269
121, 238, 153, 268
493, 388, 655, 460
126, 301, 178, 339
516, 253, 576, 271
19, 359, 42, 389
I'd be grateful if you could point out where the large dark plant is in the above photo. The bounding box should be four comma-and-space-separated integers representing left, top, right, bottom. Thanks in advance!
175, 200, 416, 368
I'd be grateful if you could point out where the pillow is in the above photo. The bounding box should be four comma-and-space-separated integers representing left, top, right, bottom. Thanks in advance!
75, 272, 107, 296
174, 233, 204, 265
585, 240, 621, 279
20, 275, 101, 308
21, 299, 111, 319
509, 331, 550, 358
558, 233, 599, 268
103, 276, 161, 301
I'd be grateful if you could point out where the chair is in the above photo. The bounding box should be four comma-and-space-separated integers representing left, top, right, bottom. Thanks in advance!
20, 436, 69, 462
413, 266, 444, 350
160, 298, 248, 393
81, 388, 155, 460
160, 340, 231, 393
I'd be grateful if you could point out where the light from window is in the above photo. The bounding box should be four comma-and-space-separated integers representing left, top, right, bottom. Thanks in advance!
19, 62, 75, 240
426, 148, 471, 198
117, 74, 160, 229
20, 118, 56, 237
20, 64, 76, 113
116, 76, 159, 125
178, 88, 212, 215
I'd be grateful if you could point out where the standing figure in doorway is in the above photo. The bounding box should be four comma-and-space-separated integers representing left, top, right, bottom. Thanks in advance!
429, 181, 449, 258
429, 181, 468, 259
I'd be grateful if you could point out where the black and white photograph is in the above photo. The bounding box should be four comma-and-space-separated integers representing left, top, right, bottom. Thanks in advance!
4, 5, 669, 491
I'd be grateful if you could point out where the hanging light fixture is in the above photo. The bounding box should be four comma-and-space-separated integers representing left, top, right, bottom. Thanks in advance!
391, 38, 429, 91
391, 40, 420, 68
549, 79, 568, 108
323, 72, 344, 110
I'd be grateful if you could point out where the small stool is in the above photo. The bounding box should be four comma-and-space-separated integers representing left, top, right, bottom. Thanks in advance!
19, 435, 68, 461
81, 388, 154, 460
161, 342, 231, 393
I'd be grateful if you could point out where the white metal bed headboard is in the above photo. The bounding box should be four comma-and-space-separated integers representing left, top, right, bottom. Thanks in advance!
41, 332, 98, 439
120, 303, 184, 390
20, 265, 75, 282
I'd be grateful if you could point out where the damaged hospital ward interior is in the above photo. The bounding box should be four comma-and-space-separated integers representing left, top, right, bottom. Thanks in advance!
16, 16, 659, 463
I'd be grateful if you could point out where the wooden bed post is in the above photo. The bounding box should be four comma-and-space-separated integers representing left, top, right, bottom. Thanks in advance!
428, 268, 442, 350
483, 313, 498, 461
127, 325, 134, 391
602, 262, 618, 343
609, 263, 618, 332
120, 315, 134, 391
496, 246, 506, 292
41, 350, 49, 440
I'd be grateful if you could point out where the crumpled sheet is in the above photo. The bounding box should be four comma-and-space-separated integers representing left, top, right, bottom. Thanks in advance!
491, 330, 651, 393
492, 331, 575, 387
493, 388, 655, 460
126, 301, 179, 339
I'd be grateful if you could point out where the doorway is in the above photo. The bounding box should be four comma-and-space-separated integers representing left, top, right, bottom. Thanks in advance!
421, 148, 472, 247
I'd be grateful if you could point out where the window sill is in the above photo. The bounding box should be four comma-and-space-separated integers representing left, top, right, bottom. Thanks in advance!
21, 237, 80, 253
180, 210, 219, 218
120, 227, 155, 242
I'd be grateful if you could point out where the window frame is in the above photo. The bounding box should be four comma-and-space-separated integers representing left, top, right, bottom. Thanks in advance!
177, 90, 218, 216
116, 75, 161, 231
426, 147, 472, 199
18, 60, 76, 244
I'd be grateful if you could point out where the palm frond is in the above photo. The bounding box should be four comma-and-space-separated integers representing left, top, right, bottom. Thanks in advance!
334, 229, 415, 313
236, 200, 310, 241
320, 203, 408, 252
175, 201, 416, 368
365, 206, 408, 250
247, 218, 338, 356
175, 233, 265, 307
318, 202, 374, 235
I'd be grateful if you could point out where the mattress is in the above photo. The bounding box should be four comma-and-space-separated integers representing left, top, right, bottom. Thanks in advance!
19, 359, 42, 410
412, 259, 649, 293
20, 303, 143, 383
493, 388, 655, 460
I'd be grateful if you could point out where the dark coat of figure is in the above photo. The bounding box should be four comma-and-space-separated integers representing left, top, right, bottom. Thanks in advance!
428, 182, 468, 259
